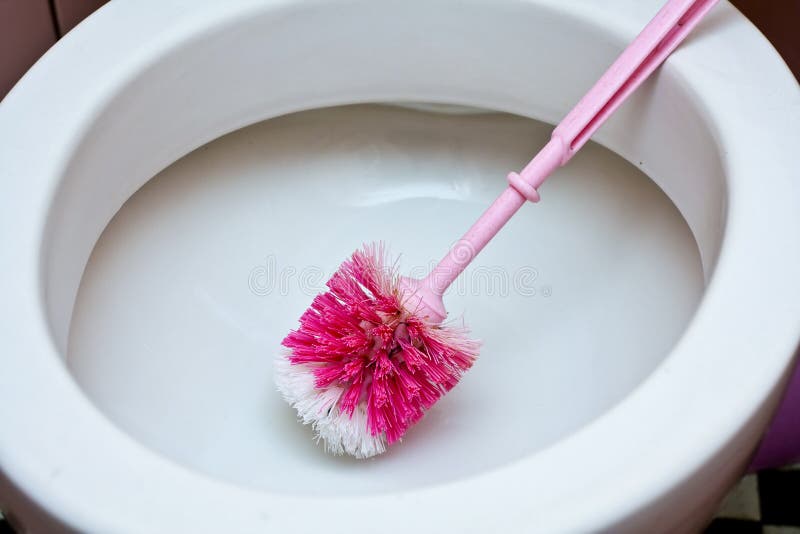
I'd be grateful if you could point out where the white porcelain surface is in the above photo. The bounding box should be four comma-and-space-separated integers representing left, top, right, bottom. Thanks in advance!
0, 0, 798, 532
67, 105, 703, 494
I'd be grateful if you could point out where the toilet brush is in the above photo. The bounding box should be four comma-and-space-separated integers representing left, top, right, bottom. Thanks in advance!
276, 0, 720, 458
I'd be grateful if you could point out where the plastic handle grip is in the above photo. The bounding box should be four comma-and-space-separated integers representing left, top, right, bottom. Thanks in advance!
553, 0, 720, 159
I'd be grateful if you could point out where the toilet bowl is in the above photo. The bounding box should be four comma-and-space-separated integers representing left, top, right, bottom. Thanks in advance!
1, 0, 798, 532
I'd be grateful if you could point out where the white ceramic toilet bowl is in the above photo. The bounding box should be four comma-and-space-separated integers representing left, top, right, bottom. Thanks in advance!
1, 0, 799, 532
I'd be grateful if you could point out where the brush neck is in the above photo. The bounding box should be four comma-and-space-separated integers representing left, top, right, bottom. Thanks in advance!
424, 137, 565, 297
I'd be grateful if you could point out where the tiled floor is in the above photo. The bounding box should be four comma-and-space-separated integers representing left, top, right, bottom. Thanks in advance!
1, 465, 798, 532
705, 465, 800, 534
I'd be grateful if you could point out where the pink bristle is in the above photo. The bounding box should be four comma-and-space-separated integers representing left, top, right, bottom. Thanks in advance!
277, 243, 480, 457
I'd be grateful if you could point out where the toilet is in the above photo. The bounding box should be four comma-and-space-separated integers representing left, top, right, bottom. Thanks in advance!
1, 0, 798, 532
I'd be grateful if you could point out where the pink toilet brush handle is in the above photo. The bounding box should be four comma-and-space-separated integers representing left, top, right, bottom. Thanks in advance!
423, 0, 719, 296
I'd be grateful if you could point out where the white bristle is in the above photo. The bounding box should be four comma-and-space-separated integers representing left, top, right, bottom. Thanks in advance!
274, 356, 387, 459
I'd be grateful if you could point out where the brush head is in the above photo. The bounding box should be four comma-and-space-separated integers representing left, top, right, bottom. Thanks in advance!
275, 243, 480, 458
